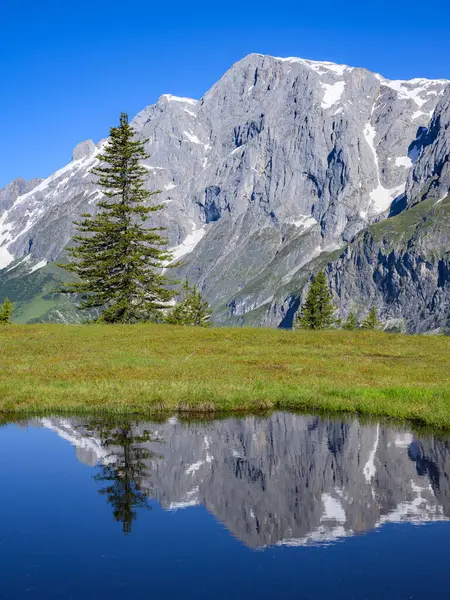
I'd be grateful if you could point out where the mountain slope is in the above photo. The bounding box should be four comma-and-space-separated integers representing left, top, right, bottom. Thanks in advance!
325, 90, 450, 333
406, 88, 450, 206
241, 87, 450, 332
0, 54, 449, 329
329, 196, 450, 333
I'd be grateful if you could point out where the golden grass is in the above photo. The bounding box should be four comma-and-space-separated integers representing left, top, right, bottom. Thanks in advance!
1, 324, 449, 427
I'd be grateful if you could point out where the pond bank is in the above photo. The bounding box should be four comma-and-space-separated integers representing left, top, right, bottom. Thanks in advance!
1, 324, 449, 428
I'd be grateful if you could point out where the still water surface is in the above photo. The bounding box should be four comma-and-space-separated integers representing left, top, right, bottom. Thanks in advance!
1, 412, 450, 599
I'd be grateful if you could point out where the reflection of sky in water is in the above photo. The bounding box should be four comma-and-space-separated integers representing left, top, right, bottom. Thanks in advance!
1, 413, 449, 599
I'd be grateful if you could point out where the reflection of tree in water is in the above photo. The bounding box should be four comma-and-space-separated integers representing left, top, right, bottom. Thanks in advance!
86, 419, 162, 534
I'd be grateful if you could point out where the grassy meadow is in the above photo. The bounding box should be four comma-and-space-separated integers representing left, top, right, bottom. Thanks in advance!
1, 324, 450, 428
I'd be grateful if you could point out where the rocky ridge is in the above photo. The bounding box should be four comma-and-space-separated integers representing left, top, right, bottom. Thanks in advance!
0, 54, 449, 329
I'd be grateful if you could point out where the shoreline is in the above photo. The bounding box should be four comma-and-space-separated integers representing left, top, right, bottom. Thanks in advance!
1, 324, 449, 428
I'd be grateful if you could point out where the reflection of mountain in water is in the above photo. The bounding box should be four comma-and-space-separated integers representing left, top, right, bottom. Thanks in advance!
34, 413, 450, 548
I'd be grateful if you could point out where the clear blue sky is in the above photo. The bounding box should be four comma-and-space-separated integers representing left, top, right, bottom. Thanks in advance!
1, 0, 449, 189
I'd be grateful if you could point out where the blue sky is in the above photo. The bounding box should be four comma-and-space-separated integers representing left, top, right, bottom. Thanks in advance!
1, 0, 449, 189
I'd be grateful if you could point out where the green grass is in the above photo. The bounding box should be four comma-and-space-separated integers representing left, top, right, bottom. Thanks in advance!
370, 196, 450, 250
1, 324, 450, 427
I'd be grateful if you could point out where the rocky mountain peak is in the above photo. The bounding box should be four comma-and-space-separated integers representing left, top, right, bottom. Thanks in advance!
0, 176, 43, 213
72, 139, 96, 162
1, 54, 449, 330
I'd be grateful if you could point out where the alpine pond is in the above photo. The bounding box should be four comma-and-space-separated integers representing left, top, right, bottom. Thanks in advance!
1, 411, 450, 599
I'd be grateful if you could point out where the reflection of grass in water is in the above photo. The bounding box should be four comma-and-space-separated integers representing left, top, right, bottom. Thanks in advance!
0, 324, 449, 428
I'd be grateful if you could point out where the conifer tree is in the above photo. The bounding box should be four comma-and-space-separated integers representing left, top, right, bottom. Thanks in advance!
165, 278, 212, 327
343, 310, 359, 330
0, 298, 14, 324
60, 113, 174, 323
361, 307, 382, 331
294, 270, 336, 330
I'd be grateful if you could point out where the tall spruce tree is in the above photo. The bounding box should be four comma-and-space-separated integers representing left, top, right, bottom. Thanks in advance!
361, 307, 382, 331
60, 113, 174, 323
165, 278, 212, 327
294, 270, 336, 330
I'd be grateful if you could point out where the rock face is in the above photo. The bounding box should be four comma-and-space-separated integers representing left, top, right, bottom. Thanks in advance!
0, 177, 43, 270
258, 195, 450, 332
0, 177, 42, 214
71, 139, 96, 162
34, 413, 450, 547
328, 197, 450, 332
0, 54, 449, 328
406, 86, 450, 206
313, 92, 450, 333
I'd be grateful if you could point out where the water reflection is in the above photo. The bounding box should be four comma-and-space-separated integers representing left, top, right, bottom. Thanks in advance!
86, 419, 162, 534
32, 413, 450, 547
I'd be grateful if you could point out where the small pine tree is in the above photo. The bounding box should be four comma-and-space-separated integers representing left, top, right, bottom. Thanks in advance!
0, 298, 14, 324
59, 112, 174, 323
361, 307, 382, 331
343, 310, 359, 330
294, 270, 336, 330
165, 279, 212, 327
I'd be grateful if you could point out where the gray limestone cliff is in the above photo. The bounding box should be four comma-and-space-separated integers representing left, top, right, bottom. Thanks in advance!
406, 85, 450, 206
0, 54, 449, 329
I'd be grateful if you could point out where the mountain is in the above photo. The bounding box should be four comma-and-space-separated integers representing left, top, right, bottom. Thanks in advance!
327, 195, 450, 333
32, 413, 450, 547
325, 91, 450, 333
406, 88, 450, 207
0, 54, 449, 329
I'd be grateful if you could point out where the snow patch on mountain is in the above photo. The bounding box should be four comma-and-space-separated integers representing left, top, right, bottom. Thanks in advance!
384, 80, 428, 107
160, 94, 198, 106
184, 131, 203, 145
272, 55, 349, 77
171, 224, 207, 261
289, 215, 318, 229
5, 254, 31, 272
185, 460, 205, 475
321, 493, 346, 523
395, 156, 413, 168
29, 259, 48, 273
364, 121, 406, 212
0, 245, 13, 269
321, 81, 346, 109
